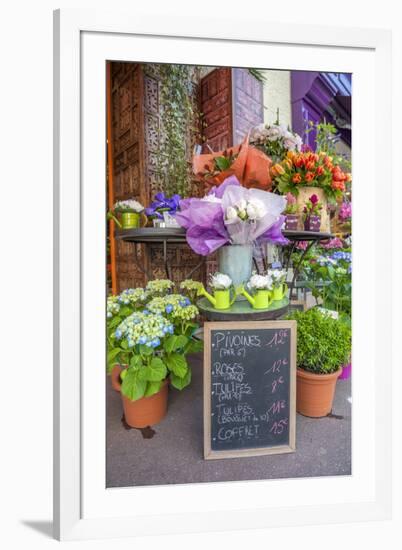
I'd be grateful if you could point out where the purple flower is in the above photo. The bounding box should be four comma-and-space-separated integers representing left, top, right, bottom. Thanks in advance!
145, 192, 182, 218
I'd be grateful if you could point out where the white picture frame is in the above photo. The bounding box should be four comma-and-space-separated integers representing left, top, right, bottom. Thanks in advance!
53, 8, 392, 541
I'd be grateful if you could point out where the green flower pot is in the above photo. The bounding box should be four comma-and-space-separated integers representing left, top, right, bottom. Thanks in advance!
272, 283, 288, 301
121, 211, 140, 229
241, 288, 273, 309
198, 287, 236, 310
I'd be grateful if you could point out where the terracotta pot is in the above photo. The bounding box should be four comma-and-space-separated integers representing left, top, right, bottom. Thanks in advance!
111, 367, 169, 428
111, 364, 123, 392
296, 367, 342, 417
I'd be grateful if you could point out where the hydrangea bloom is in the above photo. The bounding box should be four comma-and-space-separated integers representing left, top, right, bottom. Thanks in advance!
107, 296, 121, 318
179, 279, 203, 292
146, 279, 174, 296
118, 287, 148, 307
331, 250, 352, 263
115, 311, 174, 348
147, 294, 199, 323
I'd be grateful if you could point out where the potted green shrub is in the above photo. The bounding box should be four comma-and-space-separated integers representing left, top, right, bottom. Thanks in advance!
109, 294, 202, 427
287, 308, 351, 417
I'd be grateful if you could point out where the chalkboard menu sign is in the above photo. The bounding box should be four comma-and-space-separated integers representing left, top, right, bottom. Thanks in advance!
203, 321, 297, 459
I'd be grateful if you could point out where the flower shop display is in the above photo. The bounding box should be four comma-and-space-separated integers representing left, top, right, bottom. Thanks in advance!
192, 135, 273, 191
284, 192, 299, 230
270, 151, 351, 232
286, 308, 351, 417
175, 175, 287, 287
302, 194, 323, 231
145, 192, 181, 228
108, 291, 202, 427
197, 273, 237, 310
249, 122, 303, 163
269, 269, 288, 301
240, 272, 274, 310
109, 199, 146, 229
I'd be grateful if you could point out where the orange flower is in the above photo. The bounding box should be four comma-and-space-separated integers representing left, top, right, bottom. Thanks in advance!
286, 151, 296, 162
292, 173, 302, 184
294, 156, 304, 168
306, 160, 316, 171
270, 163, 285, 177
316, 165, 325, 176
282, 159, 293, 171
305, 171, 315, 182
331, 180, 346, 192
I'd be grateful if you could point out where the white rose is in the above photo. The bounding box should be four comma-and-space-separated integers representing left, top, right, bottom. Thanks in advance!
284, 138, 297, 151
225, 205, 239, 221
236, 198, 247, 211
210, 272, 232, 290
267, 126, 282, 141
249, 273, 272, 290
247, 198, 266, 220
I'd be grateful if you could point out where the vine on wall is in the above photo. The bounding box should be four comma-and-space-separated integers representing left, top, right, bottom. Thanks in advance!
156, 64, 201, 198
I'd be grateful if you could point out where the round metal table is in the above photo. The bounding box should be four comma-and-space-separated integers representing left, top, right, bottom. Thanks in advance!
116, 227, 333, 303
115, 227, 203, 280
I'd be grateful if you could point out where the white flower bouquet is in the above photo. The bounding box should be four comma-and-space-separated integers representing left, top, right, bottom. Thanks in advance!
250, 122, 303, 162
209, 272, 233, 290
113, 199, 144, 213
247, 272, 273, 291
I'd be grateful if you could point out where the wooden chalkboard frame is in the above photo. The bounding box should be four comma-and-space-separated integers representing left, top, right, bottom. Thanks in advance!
203, 321, 297, 460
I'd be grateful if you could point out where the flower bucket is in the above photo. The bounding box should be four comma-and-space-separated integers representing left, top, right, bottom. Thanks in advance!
339, 363, 352, 380
272, 283, 288, 301
296, 187, 330, 232
111, 368, 169, 428
285, 214, 298, 230
296, 367, 342, 417
304, 215, 321, 232
218, 244, 253, 288
121, 211, 140, 229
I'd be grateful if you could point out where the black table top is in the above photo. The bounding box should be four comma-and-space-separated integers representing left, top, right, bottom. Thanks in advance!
115, 227, 333, 244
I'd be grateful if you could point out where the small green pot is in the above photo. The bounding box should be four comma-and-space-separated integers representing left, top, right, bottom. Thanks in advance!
272, 283, 288, 301
121, 211, 140, 229
241, 288, 273, 309
199, 287, 236, 310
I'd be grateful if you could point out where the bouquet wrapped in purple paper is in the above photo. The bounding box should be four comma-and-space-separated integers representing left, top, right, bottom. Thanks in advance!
174, 176, 288, 256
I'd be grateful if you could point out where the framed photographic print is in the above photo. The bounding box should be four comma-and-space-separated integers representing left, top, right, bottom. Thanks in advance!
53, 8, 392, 541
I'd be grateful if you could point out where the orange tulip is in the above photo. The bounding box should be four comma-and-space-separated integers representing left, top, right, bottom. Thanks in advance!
292, 173, 302, 184
305, 171, 315, 182
316, 165, 325, 176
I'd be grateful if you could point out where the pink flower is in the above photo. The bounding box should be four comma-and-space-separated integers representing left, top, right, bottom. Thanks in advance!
286, 192, 296, 205
322, 237, 343, 249
309, 194, 319, 205
296, 240, 308, 250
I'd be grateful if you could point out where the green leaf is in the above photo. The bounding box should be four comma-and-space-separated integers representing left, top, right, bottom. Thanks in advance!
130, 355, 143, 369
165, 353, 188, 377
170, 368, 191, 390
144, 380, 163, 397
139, 344, 154, 356
121, 368, 146, 401
185, 338, 203, 354
164, 335, 188, 353
138, 356, 167, 382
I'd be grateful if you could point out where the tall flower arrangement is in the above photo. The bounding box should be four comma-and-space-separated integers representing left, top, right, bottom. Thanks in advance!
270, 151, 351, 203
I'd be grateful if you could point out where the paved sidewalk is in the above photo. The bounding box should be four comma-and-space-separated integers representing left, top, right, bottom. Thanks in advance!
106, 353, 351, 487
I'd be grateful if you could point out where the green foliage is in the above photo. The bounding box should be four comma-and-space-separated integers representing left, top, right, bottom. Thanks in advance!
156, 64, 201, 197
107, 288, 204, 402
287, 308, 351, 374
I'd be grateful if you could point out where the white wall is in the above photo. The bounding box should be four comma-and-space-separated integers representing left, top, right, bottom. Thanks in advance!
261, 70, 292, 127
1, 1, 401, 549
